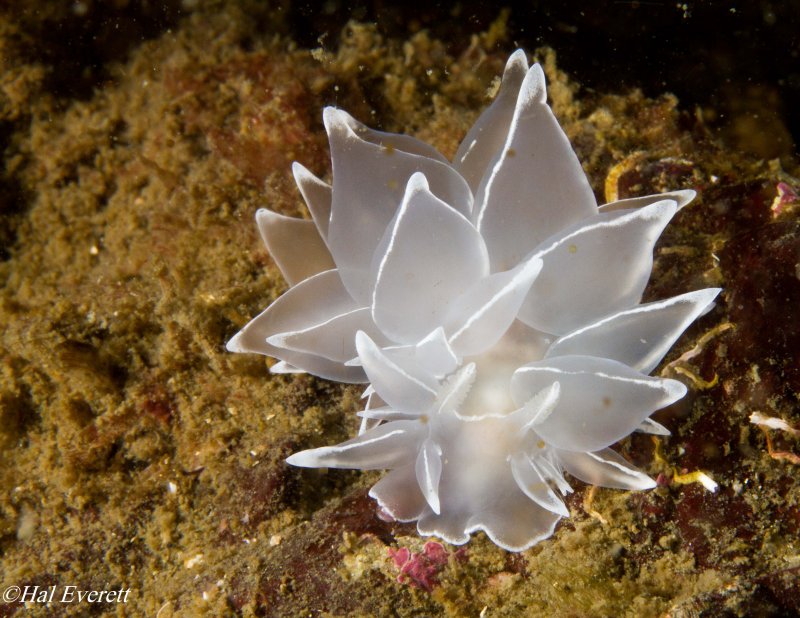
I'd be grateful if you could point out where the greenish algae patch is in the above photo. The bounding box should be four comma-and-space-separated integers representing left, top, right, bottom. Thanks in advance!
1, 2, 799, 617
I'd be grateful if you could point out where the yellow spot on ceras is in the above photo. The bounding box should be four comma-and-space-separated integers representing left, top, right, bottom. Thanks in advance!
602, 396, 612, 407
536, 440, 546, 449
506, 148, 516, 157
387, 179, 400, 191
383, 142, 396, 155
568, 244, 577, 254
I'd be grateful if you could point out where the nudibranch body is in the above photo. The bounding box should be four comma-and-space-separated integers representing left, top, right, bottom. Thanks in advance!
227, 50, 719, 551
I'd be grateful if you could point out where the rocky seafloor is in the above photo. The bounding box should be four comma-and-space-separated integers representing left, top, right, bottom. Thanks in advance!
1, 2, 799, 616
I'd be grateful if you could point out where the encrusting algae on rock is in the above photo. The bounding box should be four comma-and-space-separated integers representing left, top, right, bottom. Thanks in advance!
1, 3, 799, 616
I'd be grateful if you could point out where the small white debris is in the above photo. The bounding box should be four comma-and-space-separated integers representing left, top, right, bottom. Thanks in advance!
16, 505, 37, 541
184, 554, 204, 569
697, 472, 719, 492
750, 412, 800, 435
269, 534, 282, 546
167, 481, 178, 494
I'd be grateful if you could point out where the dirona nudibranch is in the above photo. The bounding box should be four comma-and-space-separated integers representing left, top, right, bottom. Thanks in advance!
227, 50, 720, 551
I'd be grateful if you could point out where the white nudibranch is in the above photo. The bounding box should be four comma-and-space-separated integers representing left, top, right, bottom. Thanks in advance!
227, 50, 720, 551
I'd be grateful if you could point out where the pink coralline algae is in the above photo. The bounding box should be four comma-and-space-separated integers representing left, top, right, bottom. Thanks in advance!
388, 541, 466, 591
771, 181, 798, 216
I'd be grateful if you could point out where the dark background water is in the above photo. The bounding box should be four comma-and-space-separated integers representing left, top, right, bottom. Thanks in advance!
5, 0, 800, 157
293, 0, 800, 160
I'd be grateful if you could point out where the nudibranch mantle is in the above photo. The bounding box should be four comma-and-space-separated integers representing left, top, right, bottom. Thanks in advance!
227, 50, 719, 551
